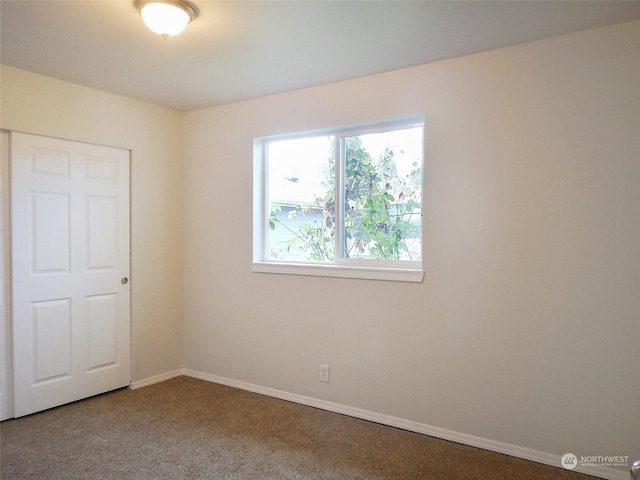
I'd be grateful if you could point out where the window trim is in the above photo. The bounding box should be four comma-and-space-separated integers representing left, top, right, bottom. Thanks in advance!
253, 116, 425, 283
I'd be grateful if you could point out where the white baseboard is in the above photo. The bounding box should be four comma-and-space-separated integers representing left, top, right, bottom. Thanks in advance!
129, 369, 185, 390
182, 369, 629, 480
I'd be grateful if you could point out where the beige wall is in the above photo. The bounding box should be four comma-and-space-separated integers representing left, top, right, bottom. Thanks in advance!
1, 19, 638, 478
182, 20, 639, 472
0, 65, 185, 388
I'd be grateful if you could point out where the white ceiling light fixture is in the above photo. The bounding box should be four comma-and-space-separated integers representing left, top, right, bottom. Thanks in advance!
135, 0, 198, 38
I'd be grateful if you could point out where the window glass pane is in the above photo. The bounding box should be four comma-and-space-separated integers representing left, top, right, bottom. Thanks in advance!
267, 136, 335, 261
343, 127, 422, 261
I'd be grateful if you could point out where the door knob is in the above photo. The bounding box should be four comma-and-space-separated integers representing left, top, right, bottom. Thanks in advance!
121, 277, 128, 285
631, 460, 640, 480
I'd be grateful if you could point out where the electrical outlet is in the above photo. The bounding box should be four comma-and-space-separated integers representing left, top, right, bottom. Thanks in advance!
320, 364, 330, 383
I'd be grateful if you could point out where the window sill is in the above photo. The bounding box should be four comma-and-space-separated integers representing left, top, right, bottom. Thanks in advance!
252, 262, 424, 283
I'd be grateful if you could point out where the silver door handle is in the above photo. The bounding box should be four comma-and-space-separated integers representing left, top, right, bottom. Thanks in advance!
121, 277, 128, 285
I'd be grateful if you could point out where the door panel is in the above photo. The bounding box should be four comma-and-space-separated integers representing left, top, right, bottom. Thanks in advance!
11, 132, 130, 417
87, 293, 118, 369
32, 192, 70, 272
87, 196, 118, 269
33, 299, 72, 382
1, 132, 12, 420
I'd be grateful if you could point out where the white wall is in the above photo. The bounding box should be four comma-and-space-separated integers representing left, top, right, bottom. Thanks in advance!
0, 66, 185, 392
182, 20, 639, 475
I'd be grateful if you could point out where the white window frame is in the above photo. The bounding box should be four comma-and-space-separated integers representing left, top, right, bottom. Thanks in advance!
253, 116, 425, 283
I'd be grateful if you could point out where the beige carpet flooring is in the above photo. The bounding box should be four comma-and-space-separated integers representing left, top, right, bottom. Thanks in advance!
0, 376, 600, 479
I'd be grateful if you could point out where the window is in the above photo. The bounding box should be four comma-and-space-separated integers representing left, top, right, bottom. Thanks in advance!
253, 116, 424, 282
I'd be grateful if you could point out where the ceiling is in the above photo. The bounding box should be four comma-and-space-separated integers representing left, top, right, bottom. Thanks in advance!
2, 1, 639, 112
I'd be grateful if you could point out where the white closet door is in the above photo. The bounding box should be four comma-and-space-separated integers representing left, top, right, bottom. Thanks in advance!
11, 132, 130, 417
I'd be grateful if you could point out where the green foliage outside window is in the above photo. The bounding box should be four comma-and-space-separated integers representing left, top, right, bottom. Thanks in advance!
269, 131, 421, 262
